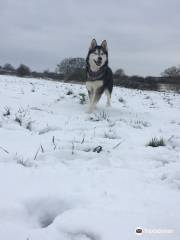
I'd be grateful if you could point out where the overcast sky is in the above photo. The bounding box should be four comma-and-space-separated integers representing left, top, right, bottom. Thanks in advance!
0, 0, 180, 76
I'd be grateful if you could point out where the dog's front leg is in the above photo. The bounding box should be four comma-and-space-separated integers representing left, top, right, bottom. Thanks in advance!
87, 91, 96, 113
88, 90, 93, 103
105, 90, 111, 107
86, 90, 93, 113
87, 90, 101, 113
87, 99, 94, 113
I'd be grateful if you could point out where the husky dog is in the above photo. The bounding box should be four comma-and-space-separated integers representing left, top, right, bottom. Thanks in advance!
86, 39, 113, 113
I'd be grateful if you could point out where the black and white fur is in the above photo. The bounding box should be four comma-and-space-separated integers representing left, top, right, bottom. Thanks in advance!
86, 39, 113, 113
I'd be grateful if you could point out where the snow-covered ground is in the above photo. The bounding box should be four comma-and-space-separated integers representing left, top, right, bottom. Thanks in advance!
0, 75, 180, 240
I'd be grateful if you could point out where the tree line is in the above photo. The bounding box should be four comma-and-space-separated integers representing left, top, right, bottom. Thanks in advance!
0, 59, 180, 91
0, 63, 64, 80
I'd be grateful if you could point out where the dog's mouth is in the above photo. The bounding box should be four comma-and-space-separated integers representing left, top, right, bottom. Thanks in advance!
94, 59, 102, 66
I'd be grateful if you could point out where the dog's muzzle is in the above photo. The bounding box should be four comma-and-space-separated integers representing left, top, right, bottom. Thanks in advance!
94, 57, 102, 66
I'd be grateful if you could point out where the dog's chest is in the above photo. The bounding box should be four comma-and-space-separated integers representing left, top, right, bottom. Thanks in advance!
86, 80, 103, 92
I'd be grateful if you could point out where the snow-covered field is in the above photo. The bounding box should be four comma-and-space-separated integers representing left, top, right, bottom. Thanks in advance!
0, 75, 180, 240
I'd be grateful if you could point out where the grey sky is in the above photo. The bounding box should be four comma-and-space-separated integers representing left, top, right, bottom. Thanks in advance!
0, 0, 180, 76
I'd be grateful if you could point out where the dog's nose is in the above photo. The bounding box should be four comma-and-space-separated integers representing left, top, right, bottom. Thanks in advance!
98, 57, 102, 61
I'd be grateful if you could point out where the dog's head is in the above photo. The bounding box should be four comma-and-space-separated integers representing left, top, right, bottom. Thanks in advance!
87, 39, 108, 72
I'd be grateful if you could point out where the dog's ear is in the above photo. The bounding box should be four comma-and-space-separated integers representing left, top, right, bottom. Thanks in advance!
89, 39, 97, 50
101, 40, 108, 52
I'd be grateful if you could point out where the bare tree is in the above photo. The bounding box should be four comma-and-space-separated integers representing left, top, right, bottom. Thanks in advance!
56, 57, 86, 75
3, 63, 15, 72
16, 64, 31, 77
161, 66, 180, 77
114, 68, 126, 77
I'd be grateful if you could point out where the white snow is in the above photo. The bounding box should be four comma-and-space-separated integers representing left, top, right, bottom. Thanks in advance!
0, 75, 180, 240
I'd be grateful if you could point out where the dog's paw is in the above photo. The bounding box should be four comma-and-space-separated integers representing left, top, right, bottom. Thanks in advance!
86, 109, 93, 114
106, 103, 111, 107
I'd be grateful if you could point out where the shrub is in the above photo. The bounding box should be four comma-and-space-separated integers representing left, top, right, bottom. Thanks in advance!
66, 90, 73, 95
17, 64, 31, 77
146, 137, 166, 147
3, 107, 11, 117
79, 93, 86, 104
118, 97, 125, 103
88, 111, 109, 122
